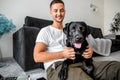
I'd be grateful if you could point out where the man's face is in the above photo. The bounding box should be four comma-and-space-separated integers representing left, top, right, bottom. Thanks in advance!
50, 3, 65, 23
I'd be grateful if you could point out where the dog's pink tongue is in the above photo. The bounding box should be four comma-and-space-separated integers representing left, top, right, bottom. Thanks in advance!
74, 43, 82, 48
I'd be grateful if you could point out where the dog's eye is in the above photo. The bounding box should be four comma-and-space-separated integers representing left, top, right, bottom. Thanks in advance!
72, 26, 76, 31
80, 27, 85, 32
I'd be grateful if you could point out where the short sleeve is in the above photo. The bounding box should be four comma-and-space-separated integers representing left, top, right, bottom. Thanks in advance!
36, 28, 49, 45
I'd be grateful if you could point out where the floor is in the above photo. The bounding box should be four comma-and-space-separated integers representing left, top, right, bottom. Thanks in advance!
0, 57, 46, 80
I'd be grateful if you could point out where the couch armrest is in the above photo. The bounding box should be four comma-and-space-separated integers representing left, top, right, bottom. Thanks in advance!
13, 26, 44, 71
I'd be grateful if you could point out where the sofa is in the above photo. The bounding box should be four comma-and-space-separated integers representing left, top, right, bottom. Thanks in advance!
13, 16, 120, 72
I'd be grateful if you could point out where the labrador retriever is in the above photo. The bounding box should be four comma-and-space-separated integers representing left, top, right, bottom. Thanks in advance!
58, 22, 94, 80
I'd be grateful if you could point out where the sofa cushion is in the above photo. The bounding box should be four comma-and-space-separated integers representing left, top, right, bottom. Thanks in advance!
88, 26, 103, 38
24, 16, 53, 29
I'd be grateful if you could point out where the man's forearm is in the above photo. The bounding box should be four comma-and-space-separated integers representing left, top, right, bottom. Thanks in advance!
34, 51, 64, 62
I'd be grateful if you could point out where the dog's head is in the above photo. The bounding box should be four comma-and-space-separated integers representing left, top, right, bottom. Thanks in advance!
63, 22, 89, 49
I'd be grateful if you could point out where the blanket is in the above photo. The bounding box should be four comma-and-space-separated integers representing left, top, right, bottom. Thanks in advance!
86, 34, 112, 56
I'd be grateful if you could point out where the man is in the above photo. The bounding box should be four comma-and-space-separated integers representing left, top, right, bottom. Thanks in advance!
34, 0, 120, 80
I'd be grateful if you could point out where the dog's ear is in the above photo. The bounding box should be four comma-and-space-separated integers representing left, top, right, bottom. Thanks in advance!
63, 23, 69, 35
86, 25, 90, 36
79, 21, 90, 36
63, 22, 72, 36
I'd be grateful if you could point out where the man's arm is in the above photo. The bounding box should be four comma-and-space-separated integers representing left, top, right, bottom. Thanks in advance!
34, 42, 75, 62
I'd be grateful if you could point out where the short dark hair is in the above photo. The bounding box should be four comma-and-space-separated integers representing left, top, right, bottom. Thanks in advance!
50, 0, 64, 8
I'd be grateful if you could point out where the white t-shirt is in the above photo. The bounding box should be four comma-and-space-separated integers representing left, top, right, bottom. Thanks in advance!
36, 25, 66, 70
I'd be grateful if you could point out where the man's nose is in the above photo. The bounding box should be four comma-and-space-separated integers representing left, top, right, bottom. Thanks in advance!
57, 11, 60, 15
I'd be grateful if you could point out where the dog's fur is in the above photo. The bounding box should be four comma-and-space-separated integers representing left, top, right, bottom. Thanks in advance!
58, 22, 94, 80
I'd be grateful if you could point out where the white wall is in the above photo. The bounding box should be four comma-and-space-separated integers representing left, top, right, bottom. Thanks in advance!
104, 0, 120, 35
0, 0, 104, 57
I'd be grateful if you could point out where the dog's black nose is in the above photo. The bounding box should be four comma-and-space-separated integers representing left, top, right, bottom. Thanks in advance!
76, 35, 82, 41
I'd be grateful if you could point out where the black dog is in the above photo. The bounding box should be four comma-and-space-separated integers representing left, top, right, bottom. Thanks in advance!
58, 22, 94, 80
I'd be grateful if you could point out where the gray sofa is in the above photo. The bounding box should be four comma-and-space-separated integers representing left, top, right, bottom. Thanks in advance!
13, 16, 120, 72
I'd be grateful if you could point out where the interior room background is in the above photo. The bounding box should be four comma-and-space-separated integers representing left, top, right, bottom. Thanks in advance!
0, 0, 120, 58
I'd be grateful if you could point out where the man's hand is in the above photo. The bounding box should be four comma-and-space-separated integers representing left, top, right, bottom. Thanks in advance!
82, 45, 93, 59
62, 47, 75, 60
62, 45, 93, 60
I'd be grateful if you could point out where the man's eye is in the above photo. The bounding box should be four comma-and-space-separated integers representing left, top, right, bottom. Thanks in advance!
54, 10, 57, 12
60, 9, 65, 12
53, 9, 57, 12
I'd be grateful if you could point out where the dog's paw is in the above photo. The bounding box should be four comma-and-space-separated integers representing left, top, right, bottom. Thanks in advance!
58, 69, 67, 80
85, 66, 93, 74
